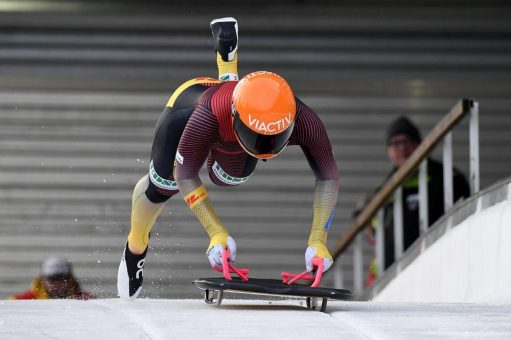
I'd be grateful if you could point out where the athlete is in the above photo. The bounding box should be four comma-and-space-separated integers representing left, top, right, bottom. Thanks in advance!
117, 17, 339, 299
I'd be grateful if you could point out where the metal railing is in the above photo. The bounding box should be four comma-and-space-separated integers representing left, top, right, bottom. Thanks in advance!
330, 99, 480, 294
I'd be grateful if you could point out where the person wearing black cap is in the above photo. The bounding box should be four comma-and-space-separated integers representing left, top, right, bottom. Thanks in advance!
9, 256, 94, 300
386, 117, 423, 168
363, 117, 470, 286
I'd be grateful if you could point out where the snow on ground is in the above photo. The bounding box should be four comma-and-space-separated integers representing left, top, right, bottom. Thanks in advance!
2, 298, 511, 340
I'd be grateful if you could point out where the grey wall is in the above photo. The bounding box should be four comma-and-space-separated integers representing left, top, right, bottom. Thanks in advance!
0, 3, 510, 298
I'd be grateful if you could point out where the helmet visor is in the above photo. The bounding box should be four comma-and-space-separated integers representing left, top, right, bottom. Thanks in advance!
233, 110, 294, 159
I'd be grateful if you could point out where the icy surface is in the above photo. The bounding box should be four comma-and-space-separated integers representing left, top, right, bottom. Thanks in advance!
1, 299, 511, 339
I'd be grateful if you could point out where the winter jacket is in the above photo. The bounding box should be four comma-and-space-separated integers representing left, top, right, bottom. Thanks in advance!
9, 275, 94, 300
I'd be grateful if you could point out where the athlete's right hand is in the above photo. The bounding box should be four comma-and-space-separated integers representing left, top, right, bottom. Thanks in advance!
305, 243, 333, 273
206, 233, 237, 269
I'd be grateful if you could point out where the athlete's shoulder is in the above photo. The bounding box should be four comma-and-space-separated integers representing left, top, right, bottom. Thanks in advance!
166, 77, 222, 109
289, 96, 329, 146
199, 80, 238, 110
208, 80, 238, 96
294, 96, 322, 125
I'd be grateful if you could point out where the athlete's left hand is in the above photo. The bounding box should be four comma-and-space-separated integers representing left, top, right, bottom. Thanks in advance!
305, 243, 333, 273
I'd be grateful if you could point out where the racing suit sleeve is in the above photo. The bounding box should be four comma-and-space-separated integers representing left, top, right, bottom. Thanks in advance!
294, 101, 339, 261
173, 104, 230, 248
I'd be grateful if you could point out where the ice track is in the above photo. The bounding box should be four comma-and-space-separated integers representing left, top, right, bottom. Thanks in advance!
2, 299, 511, 340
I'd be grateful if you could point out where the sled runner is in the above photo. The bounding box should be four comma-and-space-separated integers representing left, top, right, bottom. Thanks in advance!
194, 249, 351, 312
193, 277, 352, 312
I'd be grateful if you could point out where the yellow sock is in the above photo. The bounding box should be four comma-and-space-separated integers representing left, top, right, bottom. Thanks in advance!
217, 52, 238, 81
128, 175, 165, 254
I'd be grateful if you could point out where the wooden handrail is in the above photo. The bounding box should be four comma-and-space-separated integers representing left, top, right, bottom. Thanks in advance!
330, 99, 475, 260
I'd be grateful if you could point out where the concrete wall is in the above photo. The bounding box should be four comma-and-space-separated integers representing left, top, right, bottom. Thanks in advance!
374, 180, 511, 303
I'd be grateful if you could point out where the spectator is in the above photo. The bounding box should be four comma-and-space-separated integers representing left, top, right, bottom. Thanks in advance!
9, 256, 94, 300
364, 117, 470, 286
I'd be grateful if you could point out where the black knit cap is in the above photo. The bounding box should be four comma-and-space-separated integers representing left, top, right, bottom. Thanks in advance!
386, 117, 422, 145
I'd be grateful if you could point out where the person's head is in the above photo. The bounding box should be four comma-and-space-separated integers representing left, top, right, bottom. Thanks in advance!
386, 117, 421, 167
232, 71, 296, 159
41, 256, 74, 298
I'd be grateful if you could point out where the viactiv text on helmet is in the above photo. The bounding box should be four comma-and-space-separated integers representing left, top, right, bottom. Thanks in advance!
248, 112, 292, 134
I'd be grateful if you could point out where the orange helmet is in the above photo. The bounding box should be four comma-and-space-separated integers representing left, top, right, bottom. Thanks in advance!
232, 71, 296, 159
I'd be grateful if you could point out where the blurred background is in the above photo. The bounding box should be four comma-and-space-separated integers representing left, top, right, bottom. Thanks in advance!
0, 0, 510, 298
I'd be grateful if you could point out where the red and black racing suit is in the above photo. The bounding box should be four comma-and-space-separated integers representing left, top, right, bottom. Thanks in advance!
146, 77, 339, 258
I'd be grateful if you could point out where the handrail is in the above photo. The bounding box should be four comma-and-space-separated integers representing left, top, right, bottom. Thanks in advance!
330, 98, 475, 261
361, 176, 511, 301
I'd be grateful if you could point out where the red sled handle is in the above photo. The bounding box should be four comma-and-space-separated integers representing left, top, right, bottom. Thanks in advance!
211, 249, 249, 281
281, 256, 324, 288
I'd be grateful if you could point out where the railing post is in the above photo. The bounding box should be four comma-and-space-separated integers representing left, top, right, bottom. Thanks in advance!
329, 100, 472, 283
353, 233, 364, 294
470, 101, 480, 194
393, 186, 404, 261
419, 159, 429, 234
443, 131, 454, 212
375, 208, 385, 277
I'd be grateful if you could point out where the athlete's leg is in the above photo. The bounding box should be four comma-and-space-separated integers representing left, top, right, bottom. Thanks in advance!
127, 107, 190, 254
127, 175, 165, 254
211, 17, 239, 81
118, 106, 192, 299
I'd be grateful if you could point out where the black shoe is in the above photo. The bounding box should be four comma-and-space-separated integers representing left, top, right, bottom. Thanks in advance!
210, 17, 238, 62
117, 243, 147, 300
